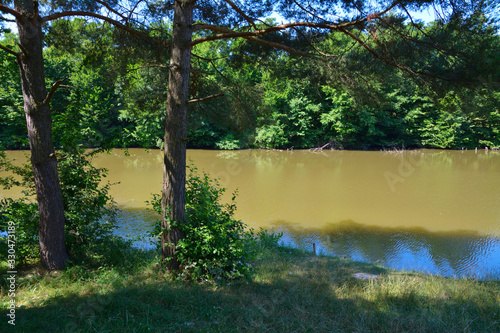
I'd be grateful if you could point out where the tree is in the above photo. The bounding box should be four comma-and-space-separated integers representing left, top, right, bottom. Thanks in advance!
0, 0, 160, 270
0, 0, 69, 269
150, 0, 498, 269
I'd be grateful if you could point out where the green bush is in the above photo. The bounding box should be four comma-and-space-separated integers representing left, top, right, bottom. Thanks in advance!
0, 148, 124, 266
150, 166, 257, 280
215, 133, 241, 150
57, 150, 121, 264
255, 123, 289, 148
0, 198, 39, 263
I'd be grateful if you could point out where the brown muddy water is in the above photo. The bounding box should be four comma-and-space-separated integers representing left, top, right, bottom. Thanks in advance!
2, 148, 499, 279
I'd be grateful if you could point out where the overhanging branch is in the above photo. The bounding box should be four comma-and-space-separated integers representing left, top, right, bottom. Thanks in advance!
0, 4, 22, 21
244, 36, 313, 58
338, 27, 450, 81
192, 22, 337, 46
95, 0, 128, 21
222, 0, 258, 30
192, 24, 314, 58
42, 11, 169, 48
0, 15, 16, 22
192, 0, 402, 46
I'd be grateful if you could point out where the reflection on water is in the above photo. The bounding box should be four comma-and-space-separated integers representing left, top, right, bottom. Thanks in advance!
273, 220, 500, 279
2, 148, 500, 278
114, 208, 159, 250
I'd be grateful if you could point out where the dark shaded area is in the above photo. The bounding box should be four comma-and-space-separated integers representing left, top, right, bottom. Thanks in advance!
2, 252, 499, 332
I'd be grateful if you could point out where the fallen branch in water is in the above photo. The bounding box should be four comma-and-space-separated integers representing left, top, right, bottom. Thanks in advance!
311, 142, 332, 152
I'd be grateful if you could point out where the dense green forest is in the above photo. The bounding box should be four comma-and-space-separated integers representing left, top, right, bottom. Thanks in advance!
1, 15, 499, 151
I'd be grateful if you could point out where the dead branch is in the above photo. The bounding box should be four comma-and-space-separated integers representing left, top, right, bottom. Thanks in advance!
125, 64, 170, 75
188, 92, 225, 104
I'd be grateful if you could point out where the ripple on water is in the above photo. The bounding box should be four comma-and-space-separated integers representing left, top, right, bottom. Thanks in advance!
272, 220, 500, 280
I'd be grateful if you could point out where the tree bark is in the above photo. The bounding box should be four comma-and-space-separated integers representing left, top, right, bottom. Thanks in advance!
15, 0, 68, 270
161, 0, 196, 270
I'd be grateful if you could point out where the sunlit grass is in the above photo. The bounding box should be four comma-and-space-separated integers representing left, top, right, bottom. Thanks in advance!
1, 244, 499, 332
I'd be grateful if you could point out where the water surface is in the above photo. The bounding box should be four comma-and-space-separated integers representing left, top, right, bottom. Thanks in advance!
2, 148, 499, 278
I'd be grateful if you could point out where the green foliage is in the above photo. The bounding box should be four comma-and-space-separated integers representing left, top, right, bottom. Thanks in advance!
2, 14, 500, 152
57, 150, 120, 263
215, 133, 241, 150
0, 152, 39, 264
255, 123, 289, 148
0, 198, 39, 263
0, 33, 27, 148
0, 76, 124, 265
0, 148, 121, 265
150, 166, 256, 280
45, 37, 122, 149
115, 64, 167, 148
186, 121, 222, 148
255, 81, 324, 148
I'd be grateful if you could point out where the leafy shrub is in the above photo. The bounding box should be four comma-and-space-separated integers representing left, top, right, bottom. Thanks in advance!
255, 123, 288, 148
0, 148, 123, 266
57, 150, 121, 264
215, 133, 241, 150
253, 227, 283, 253
0, 198, 39, 263
150, 166, 256, 280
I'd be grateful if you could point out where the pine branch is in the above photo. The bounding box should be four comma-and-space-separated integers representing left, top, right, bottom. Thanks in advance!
124, 63, 170, 75
0, 43, 19, 58
221, 0, 258, 30
192, 1, 402, 46
95, 0, 128, 20
0, 15, 16, 22
338, 27, 450, 81
42, 11, 169, 48
188, 92, 225, 104
292, 27, 339, 58
0, 4, 22, 21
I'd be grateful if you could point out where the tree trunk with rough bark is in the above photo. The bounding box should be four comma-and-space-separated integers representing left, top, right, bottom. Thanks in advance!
15, 1, 68, 270
161, 0, 196, 270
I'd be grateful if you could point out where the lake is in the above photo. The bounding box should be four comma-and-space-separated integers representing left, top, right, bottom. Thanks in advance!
2, 148, 499, 279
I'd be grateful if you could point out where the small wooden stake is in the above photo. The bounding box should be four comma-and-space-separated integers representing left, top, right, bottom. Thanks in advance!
313, 242, 316, 256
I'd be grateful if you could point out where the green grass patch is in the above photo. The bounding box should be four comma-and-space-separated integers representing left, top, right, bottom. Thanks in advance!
1, 244, 499, 332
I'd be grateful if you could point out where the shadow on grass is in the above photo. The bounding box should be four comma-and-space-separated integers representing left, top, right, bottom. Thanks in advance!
4, 249, 499, 333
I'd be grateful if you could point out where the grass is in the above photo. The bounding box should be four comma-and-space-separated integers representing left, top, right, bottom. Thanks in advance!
1, 244, 499, 332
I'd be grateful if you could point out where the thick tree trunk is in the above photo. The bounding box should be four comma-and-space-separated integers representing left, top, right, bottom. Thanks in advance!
161, 0, 196, 269
15, 1, 68, 270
